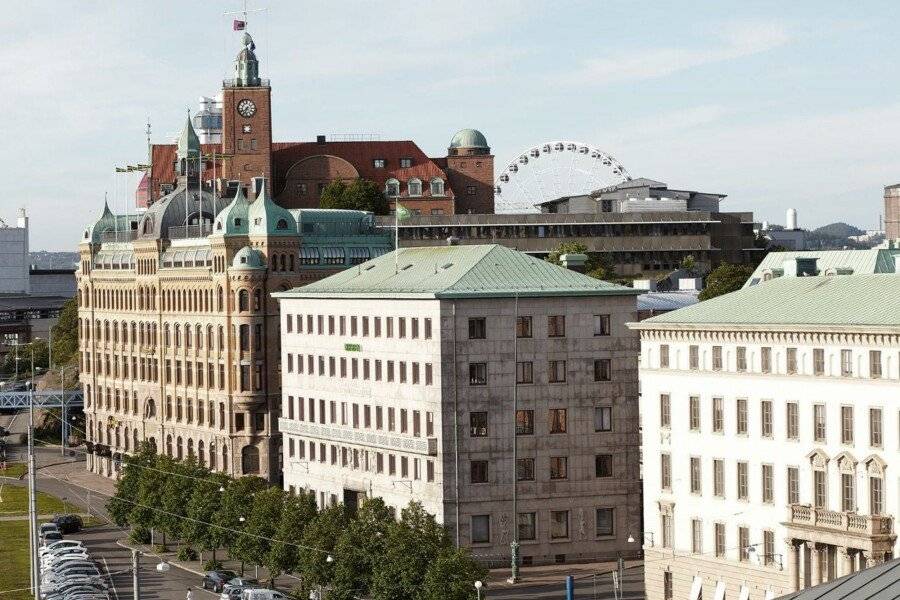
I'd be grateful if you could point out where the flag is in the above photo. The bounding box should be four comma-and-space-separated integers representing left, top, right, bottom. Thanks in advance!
395, 203, 411, 221
233, 19, 246, 31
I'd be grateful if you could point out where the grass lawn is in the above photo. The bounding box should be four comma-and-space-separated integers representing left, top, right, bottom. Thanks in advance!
0, 462, 26, 479
0, 484, 69, 516
0, 520, 32, 600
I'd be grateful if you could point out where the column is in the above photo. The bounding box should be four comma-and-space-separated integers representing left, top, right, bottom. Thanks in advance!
864, 551, 878, 569
786, 539, 800, 591
807, 542, 821, 585
838, 548, 853, 578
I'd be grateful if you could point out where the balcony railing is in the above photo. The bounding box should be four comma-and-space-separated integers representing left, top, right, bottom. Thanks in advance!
100, 230, 138, 243
168, 225, 210, 240
789, 504, 893, 536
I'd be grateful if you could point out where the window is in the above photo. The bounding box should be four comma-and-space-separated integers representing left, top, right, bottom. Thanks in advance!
593, 314, 611, 336
550, 456, 568, 479
739, 527, 750, 561
841, 349, 853, 376
842, 473, 855, 512
596, 508, 614, 537
814, 470, 827, 508
515, 409, 534, 435
690, 457, 701, 494
787, 402, 799, 439
870, 476, 884, 515
466, 185, 476, 196
691, 519, 702, 554
737, 462, 748, 500
593, 359, 611, 382
713, 459, 724, 497
470, 412, 488, 437
714, 523, 725, 557
373, 158, 385, 168
761, 400, 773, 438
788, 467, 799, 504
736, 346, 747, 372
814, 404, 827, 442
550, 510, 569, 539
689, 397, 700, 431
763, 530, 775, 566
739, 398, 754, 434
659, 344, 670, 368
689, 345, 699, 369
870, 350, 882, 379
516, 361, 533, 384
516, 458, 535, 481
430, 178, 444, 196
400, 157, 412, 168
468, 363, 487, 385
468, 317, 486, 339
786, 347, 798, 374
661, 453, 671, 490
595, 454, 613, 478
870, 408, 883, 447
549, 409, 567, 433
841, 406, 854, 444
516, 316, 532, 338
471, 515, 490, 543
660, 394, 671, 429
712, 346, 722, 370
549, 360, 567, 383
518, 512, 537, 541
470, 460, 489, 483
762, 464, 773, 503
761, 346, 772, 373
547, 315, 565, 337
813, 348, 825, 375
661, 514, 673, 549
712, 398, 724, 433
594, 406, 612, 432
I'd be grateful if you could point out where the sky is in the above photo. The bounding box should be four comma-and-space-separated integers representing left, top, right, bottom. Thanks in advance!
4, 1, 900, 250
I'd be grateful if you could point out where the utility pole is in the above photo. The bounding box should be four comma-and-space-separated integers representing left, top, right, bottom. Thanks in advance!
28, 348, 40, 594
132, 548, 140, 600
508, 294, 520, 584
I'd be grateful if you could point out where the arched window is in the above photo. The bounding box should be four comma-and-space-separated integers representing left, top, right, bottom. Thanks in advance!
165, 434, 173, 457
253, 289, 262, 311
430, 178, 444, 196
276, 218, 289, 230
407, 178, 422, 197
217, 286, 224, 312
209, 442, 217, 470
241, 445, 260, 474
133, 429, 139, 451
222, 445, 229, 472
187, 438, 194, 458
176, 436, 183, 460
198, 440, 205, 466
196, 325, 203, 349
145, 398, 156, 418
238, 290, 249, 312
385, 179, 400, 197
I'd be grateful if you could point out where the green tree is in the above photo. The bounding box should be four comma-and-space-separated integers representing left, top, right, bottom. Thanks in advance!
420, 548, 488, 600
130, 452, 169, 545
698, 263, 756, 301
269, 491, 318, 576
369, 502, 451, 600
319, 178, 389, 215
679, 254, 697, 273
297, 504, 347, 589
545, 241, 617, 282
50, 298, 79, 367
1, 338, 49, 381
106, 442, 155, 527
184, 471, 231, 563
233, 486, 286, 584
213, 475, 268, 565
159, 456, 205, 544
329, 498, 394, 600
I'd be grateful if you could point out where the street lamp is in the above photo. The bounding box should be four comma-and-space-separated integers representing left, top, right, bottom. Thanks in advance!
474, 580, 483, 600
627, 532, 654, 547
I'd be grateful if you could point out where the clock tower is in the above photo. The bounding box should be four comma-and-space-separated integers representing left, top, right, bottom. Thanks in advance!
221, 32, 272, 189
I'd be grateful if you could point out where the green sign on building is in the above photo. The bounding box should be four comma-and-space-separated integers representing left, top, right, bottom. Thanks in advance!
344, 343, 361, 352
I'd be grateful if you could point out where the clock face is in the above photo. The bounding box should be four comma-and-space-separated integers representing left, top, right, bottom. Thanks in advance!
237, 99, 256, 118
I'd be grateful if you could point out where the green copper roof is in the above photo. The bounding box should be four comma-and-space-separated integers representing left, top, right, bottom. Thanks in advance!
745, 249, 900, 288
177, 116, 200, 159
212, 186, 251, 236
276, 244, 639, 299
449, 128, 488, 149
248, 180, 296, 236
636, 274, 900, 328
232, 246, 266, 270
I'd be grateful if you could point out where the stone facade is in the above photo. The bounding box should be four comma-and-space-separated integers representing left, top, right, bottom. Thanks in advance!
279, 290, 642, 565
884, 183, 900, 242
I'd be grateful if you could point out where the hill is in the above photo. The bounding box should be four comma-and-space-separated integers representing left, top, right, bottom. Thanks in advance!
813, 222, 863, 238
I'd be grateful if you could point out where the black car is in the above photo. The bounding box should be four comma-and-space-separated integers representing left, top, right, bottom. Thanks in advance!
52, 515, 84, 534
202, 571, 238, 593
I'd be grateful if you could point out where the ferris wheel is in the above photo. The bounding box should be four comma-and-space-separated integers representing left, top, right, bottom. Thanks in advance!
493, 141, 633, 213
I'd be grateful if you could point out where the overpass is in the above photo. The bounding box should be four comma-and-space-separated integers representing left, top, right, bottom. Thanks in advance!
0, 389, 83, 410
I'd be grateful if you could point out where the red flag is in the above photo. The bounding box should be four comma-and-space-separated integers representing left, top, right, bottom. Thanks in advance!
233, 19, 246, 31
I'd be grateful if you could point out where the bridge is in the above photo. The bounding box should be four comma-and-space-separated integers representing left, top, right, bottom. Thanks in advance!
0, 389, 84, 410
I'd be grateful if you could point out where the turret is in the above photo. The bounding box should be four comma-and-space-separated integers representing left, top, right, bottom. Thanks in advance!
233, 32, 261, 87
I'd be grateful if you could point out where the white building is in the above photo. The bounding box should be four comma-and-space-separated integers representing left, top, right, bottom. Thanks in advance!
276, 244, 643, 565
630, 274, 900, 599
0, 208, 29, 295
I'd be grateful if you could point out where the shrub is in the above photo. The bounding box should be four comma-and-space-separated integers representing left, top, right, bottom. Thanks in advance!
154, 544, 168, 554
203, 559, 224, 571
177, 546, 199, 561
129, 526, 151, 544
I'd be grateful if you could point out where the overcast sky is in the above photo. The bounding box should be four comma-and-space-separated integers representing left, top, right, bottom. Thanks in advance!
4, 1, 899, 250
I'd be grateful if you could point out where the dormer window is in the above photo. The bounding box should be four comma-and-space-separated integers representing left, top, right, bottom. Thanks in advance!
234, 218, 242, 227
408, 178, 422, 197
400, 158, 412, 168
276, 218, 288, 230
430, 178, 444, 196
373, 159, 386, 168
385, 179, 400, 197
254, 218, 262, 225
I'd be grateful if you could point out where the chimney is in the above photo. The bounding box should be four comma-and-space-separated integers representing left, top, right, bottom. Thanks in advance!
678, 277, 703, 291
632, 279, 657, 291
316, 135, 326, 145
560, 253, 587, 273
17, 208, 27, 229
783, 257, 818, 277
446, 236, 460, 246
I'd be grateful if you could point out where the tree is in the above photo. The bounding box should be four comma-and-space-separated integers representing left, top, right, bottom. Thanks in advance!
212, 475, 269, 564
50, 298, 79, 368
233, 486, 286, 584
130, 452, 169, 545
184, 471, 231, 563
545, 241, 618, 282
319, 178, 389, 215
297, 504, 347, 590
329, 498, 394, 600
369, 502, 451, 600
159, 456, 205, 544
269, 491, 318, 577
106, 442, 155, 527
1, 338, 49, 381
679, 254, 697, 273
420, 548, 488, 600
698, 263, 756, 301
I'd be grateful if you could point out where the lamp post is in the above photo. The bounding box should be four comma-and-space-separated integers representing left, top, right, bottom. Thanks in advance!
474, 580, 483, 600
58, 364, 77, 456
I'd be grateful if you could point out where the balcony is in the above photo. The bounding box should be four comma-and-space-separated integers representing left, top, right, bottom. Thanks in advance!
279, 417, 437, 457
788, 504, 893, 537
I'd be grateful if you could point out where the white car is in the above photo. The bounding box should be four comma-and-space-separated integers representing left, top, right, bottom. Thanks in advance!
41, 552, 90, 569
40, 541, 85, 556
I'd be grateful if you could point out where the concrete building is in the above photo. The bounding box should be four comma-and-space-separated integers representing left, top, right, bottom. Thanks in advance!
536, 178, 725, 215
381, 209, 761, 277
0, 209, 30, 295
884, 183, 900, 242
744, 249, 900, 288
276, 244, 643, 565
77, 113, 391, 480
630, 274, 900, 599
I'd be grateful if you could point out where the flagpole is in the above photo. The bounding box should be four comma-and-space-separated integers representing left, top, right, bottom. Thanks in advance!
394, 198, 399, 274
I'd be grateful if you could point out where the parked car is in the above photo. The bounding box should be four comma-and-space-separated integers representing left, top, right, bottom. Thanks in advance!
240, 590, 287, 600
221, 585, 261, 600
52, 514, 84, 534
223, 578, 259, 593
40, 523, 60, 535
43, 563, 99, 578
41, 552, 90, 569
40, 579, 107, 600
41, 531, 64, 544
40, 540, 85, 556
202, 571, 238, 593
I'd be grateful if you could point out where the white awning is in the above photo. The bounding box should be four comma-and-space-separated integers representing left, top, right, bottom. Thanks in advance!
299, 247, 320, 260
348, 247, 370, 260
689, 576, 703, 600
321, 247, 345, 260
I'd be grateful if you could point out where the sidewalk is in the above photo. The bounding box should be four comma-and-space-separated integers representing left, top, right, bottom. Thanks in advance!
487, 558, 641, 588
